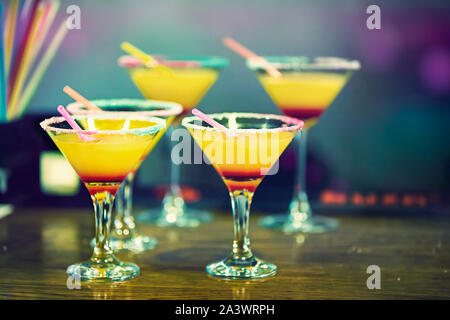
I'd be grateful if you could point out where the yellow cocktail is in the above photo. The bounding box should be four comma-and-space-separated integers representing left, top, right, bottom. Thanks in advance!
257, 72, 349, 129
183, 112, 303, 278
119, 55, 228, 116
67, 99, 182, 252
130, 68, 218, 114
41, 113, 165, 281
119, 55, 229, 227
52, 130, 154, 195
189, 122, 297, 193
247, 56, 360, 233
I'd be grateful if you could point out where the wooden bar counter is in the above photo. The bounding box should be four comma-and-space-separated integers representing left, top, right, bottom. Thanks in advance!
0, 208, 449, 299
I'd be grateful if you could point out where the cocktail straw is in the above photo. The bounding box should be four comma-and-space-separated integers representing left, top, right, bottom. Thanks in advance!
7, 4, 43, 119
0, 4, 7, 123
8, 0, 41, 100
16, 19, 67, 118
121, 42, 160, 67
57, 105, 96, 142
120, 41, 173, 74
4, 0, 19, 76
222, 36, 282, 79
63, 86, 102, 112
192, 108, 237, 137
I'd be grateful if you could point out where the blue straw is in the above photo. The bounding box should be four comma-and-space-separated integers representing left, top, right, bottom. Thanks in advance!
0, 3, 7, 123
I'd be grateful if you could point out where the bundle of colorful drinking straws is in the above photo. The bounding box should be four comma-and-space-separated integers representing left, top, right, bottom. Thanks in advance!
0, 0, 67, 123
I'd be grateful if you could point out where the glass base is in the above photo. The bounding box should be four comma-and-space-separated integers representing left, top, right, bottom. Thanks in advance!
259, 214, 338, 233
206, 256, 277, 279
136, 208, 213, 227
66, 256, 140, 282
90, 235, 157, 253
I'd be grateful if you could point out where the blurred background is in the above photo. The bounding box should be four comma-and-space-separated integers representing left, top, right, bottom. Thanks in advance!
1, 0, 449, 214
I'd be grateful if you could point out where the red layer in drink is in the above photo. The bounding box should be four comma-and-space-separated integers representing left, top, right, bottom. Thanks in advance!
222, 177, 262, 193
84, 183, 121, 196
80, 174, 127, 196
278, 106, 325, 120
80, 174, 128, 183
218, 168, 266, 193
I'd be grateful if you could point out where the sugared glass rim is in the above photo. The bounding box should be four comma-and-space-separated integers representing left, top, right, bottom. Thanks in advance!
118, 55, 229, 69
246, 56, 361, 71
182, 112, 303, 134
40, 113, 166, 136
66, 98, 183, 118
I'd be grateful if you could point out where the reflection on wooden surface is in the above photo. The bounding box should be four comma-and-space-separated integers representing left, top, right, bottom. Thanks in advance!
0, 208, 449, 299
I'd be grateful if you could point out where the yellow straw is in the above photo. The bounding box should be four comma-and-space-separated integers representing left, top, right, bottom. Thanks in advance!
4, 0, 19, 75
7, 5, 43, 119
16, 20, 67, 118
120, 41, 172, 74
121, 42, 160, 66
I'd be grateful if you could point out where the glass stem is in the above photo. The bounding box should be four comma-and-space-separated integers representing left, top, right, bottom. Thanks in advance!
113, 173, 136, 239
162, 125, 185, 219
230, 189, 254, 262
297, 130, 308, 194
289, 129, 312, 221
170, 137, 181, 196
91, 191, 115, 262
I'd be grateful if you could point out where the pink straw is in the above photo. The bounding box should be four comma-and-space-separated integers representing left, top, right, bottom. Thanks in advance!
222, 36, 282, 79
63, 86, 102, 111
57, 105, 96, 142
192, 108, 237, 137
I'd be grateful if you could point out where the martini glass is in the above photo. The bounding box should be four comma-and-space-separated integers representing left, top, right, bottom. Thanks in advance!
40, 113, 165, 281
183, 113, 303, 278
67, 99, 182, 252
119, 55, 229, 227
247, 56, 360, 233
